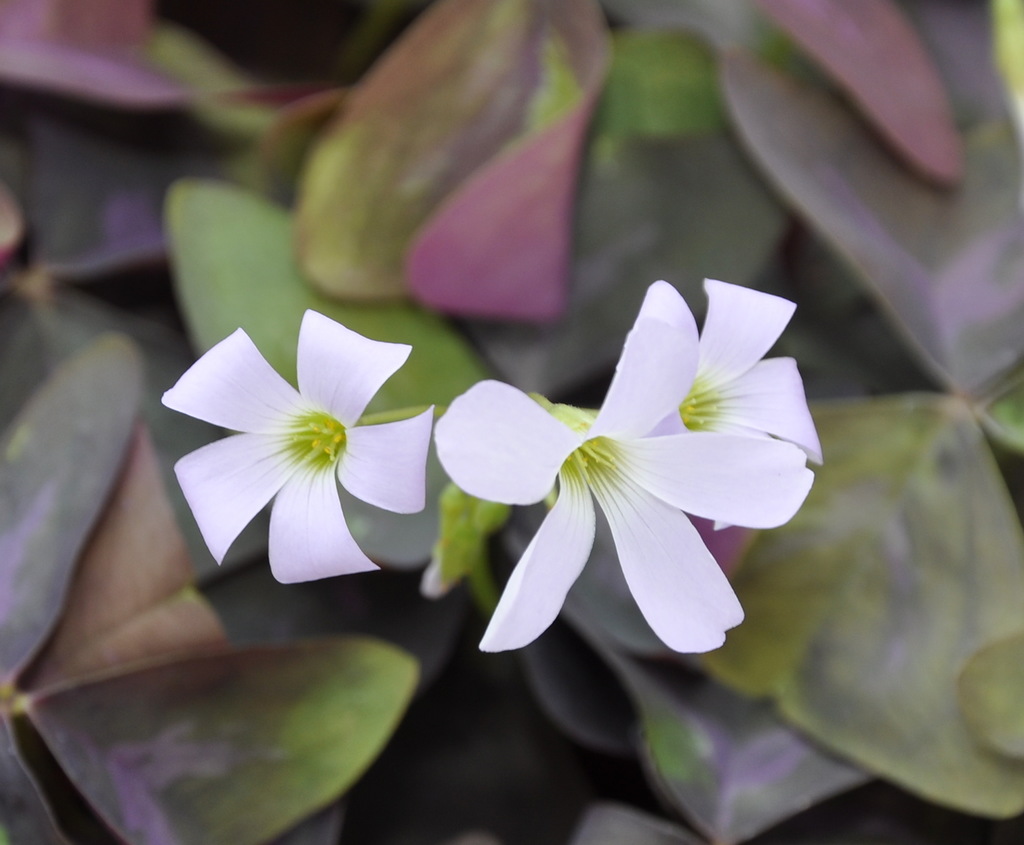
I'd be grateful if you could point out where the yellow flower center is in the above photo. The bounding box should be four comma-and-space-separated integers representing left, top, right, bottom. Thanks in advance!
284, 411, 347, 470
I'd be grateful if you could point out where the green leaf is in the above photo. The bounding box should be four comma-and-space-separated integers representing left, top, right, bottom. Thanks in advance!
28, 638, 418, 845
167, 179, 486, 409
705, 395, 1024, 816
981, 368, 1024, 454
722, 51, 1024, 394
569, 803, 704, 845
0, 335, 141, 683
594, 31, 725, 139
959, 633, 1024, 758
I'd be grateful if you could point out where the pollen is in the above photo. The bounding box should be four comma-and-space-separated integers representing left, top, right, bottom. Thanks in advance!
284, 411, 347, 470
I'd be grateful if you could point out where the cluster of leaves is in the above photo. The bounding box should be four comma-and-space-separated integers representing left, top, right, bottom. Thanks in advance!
3, 0, 1024, 843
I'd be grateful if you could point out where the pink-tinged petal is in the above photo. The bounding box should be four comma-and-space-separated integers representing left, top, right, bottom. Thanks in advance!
717, 357, 823, 463
618, 432, 814, 529
698, 279, 796, 385
173, 434, 293, 564
268, 471, 378, 583
162, 329, 303, 433
589, 318, 698, 440
296, 310, 411, 425
591, 478, 744, 653
636, 280, 700, 340
340, 407, 434, 514
435, 381, 581, 505
480, 473, 596, 652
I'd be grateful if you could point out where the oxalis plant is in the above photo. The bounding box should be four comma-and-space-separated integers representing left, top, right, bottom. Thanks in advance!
3, 0, 1024, 844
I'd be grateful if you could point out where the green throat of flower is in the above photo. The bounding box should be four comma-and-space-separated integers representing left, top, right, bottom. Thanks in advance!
680, 378, 721, 431
284, 411, 347, 470
561, 435, 622, 487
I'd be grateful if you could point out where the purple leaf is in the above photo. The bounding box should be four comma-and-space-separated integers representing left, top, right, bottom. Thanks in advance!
722, 51, 1024, 393
0, 0, 153, 47
0, 336, 141, 684
19, 427, 226, 692
754, 0, 963, 185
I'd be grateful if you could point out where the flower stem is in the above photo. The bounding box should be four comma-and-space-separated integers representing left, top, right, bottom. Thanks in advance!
467, 556, 499, 616
358, 404, 447, 426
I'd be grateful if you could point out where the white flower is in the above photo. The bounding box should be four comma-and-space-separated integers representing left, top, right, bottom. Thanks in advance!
162, 310, 433, 583
435, 283, 815, 653
641, 279, 822, 462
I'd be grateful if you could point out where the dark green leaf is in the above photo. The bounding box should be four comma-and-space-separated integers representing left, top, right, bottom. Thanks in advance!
569, 803, 703, 845
595, 31, 725, 139
29, 638, 418, 845
705, 395, 1024, 816
610, 655, 867, 843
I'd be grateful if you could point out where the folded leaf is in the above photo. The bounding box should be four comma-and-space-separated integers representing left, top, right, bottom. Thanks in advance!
296, 0, 609, 320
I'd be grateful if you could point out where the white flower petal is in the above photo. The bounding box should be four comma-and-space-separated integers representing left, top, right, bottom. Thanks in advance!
268, 471, 378, 583
716, 358, 822, 462
698, 279, 796, 384
173, 433, 293, 564
435, 381, 581, 505
480, 473, 596, 652
637, 280, 700, 339
617, 432, 814, 529
591, 477, 744, 653
296, 310, 412, 425
590, 318, 698, 440
162, 329, 304, 432
340, 407, 434, 514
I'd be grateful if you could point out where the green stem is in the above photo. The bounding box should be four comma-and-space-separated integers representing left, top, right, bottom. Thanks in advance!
357, 404, 447, 427
467, 556, 499, 616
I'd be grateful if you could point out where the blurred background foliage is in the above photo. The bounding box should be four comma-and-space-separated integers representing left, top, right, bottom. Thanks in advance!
2, 0, 1024, 843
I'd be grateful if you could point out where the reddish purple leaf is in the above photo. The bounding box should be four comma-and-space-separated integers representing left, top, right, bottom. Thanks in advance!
408, 105, 593, 320
0, 40, 186, 108
755, 0, 964, 185
0, 0, 153, 47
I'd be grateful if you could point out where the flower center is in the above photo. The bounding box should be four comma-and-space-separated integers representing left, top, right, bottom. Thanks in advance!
561, 435, 621, 487
679, 377, 721, 431
284, 411, 347, 471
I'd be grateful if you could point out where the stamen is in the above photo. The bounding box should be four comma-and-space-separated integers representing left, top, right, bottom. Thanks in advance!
283, 411, 348, 470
